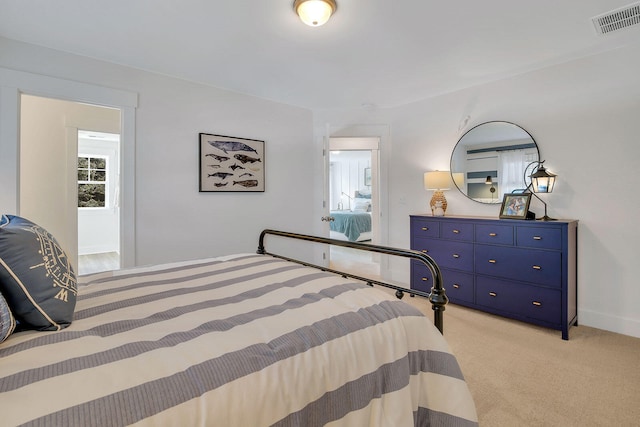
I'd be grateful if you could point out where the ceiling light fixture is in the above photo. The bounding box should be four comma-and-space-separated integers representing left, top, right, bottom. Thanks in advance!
294, 0, 337, 27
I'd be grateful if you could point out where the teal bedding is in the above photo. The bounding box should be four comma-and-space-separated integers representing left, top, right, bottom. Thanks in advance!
330, 211, 372, 242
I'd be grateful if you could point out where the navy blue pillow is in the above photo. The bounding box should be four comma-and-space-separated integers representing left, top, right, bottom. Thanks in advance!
0, 215, 77, 331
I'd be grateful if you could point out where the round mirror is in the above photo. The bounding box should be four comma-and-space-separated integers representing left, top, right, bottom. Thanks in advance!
450, 121, 539, 204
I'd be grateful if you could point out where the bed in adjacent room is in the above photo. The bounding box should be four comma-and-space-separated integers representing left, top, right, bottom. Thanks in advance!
329, 210, 372, 242
330, 191, 373, 242
0, 217, 478, 427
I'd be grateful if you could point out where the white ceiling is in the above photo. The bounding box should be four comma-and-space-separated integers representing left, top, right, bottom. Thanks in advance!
1, 0, 639, 110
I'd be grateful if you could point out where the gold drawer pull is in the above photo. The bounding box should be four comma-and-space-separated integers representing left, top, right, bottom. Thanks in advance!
489, 232, 497, 237
421, 277, 429, 282
453, 284, 460, 289
533, 236, 542, 240
489, 292, 497, 297
532, 301, 542, 307
421, 227, 429, 231
532, 265, 542, 270
452, 254, 460, 259
488, 259, 497, 264
453, 229, 460, 234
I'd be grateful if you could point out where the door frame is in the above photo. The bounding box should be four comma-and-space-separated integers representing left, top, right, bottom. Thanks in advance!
328, 137, 380, 243
322, 124, 390, 247
0, 67, 138, 268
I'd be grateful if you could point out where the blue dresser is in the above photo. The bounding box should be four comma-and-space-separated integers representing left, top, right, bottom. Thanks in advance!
410, 215, 578, 339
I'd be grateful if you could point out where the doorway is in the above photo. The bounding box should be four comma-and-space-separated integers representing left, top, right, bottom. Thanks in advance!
327, 137, 380, 277
77, 130, 121, 274
1, 67, 137, 270
19, 94, 122, 274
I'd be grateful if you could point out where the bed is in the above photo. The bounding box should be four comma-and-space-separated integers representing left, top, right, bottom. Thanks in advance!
329, 211, 372, 242
0, 220, 478, 426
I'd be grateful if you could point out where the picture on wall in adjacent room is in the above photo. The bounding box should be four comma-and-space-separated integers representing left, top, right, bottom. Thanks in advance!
199, 133, 265, 192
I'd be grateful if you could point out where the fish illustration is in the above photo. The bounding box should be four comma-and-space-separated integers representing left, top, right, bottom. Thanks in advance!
229, 163, 245, 171
239, 172, 253, 177
205, 153, 230, 162
234, 154, 261, 164
214, 182, 228, 187
233, 179, 259, 188
207, 164, 221, 169
208, 172, 234, 179
209, 140, 258, 154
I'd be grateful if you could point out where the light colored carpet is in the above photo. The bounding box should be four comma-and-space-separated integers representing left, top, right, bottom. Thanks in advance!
331, 253, 640, 426
395, 291, 640, 427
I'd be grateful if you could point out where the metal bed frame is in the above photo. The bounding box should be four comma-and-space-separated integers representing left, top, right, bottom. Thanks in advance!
257, 229, 448, 334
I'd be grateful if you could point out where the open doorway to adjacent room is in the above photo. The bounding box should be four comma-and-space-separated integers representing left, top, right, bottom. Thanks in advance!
77, 130, 121, 274
19, 94, 122, 276
327, 137, 380, 278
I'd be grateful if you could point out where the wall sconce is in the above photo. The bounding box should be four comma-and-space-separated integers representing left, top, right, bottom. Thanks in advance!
424, 171, 451, 216
524, 160, 557, 221
485, 175, 497, 200
293, 0, 337, 27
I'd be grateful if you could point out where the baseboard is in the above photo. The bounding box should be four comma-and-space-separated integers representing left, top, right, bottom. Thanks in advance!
577, 308, 640, 339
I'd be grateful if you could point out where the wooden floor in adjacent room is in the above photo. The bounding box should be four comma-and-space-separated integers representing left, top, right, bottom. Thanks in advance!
77, 252, 119, 275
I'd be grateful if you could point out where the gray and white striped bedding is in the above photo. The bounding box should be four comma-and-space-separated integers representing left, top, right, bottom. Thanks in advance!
0, 254, 477, 426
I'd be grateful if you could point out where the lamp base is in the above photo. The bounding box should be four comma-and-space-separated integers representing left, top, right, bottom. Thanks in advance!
430, 191, 447, 216
537, 215, 557, 221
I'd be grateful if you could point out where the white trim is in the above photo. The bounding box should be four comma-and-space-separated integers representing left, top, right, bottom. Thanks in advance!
0, 67, 138, 268
579, 308, 640, 339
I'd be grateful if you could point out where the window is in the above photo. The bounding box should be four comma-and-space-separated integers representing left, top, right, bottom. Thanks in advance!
78, 156, 107, 208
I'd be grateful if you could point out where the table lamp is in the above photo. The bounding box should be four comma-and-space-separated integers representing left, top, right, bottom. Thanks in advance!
424, 171, 451, 216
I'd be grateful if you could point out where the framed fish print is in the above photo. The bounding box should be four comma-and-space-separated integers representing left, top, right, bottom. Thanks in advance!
199, 133, 265, 192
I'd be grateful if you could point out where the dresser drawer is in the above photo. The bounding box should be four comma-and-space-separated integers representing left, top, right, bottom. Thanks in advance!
475, 245, 561, 287
411, 262, 434, 293
411, 218, 440, 238
516, 226, 562, 250
440, 222, 474, 241
476, 276, 561, 324
443, 269, 474, 304
475, 224, 514, 245
413, 240, 473, 272
410, 264, 473, 304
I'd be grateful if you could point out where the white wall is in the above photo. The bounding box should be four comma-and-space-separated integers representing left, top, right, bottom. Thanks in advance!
314, 42, 640, 338
330, 150, 370, 210
0, 37, 318, 266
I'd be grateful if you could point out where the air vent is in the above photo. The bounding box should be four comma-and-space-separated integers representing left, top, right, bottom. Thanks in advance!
592, 2, 640, 35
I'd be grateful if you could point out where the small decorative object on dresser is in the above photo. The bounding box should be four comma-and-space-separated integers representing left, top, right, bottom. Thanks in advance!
499, 193, 532, 219
410, 215, 578, 340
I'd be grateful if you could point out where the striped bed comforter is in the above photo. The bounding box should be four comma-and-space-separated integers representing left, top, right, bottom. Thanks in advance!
0, 254, 477, 426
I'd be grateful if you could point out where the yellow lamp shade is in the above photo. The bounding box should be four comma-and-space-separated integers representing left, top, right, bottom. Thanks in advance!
424, 171, 451, 190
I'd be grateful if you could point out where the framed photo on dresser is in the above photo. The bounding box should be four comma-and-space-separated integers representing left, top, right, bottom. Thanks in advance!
499, 193, 532, 219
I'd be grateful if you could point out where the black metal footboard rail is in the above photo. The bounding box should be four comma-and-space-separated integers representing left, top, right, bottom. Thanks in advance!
257, 229, 448, 334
